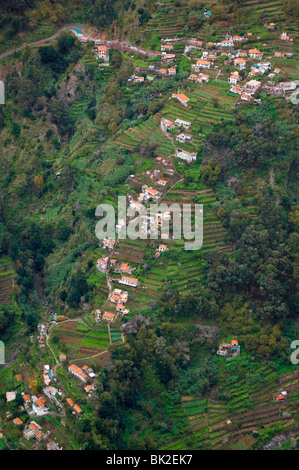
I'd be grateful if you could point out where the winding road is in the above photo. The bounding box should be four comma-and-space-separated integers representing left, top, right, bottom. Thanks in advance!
0, 23, 160, 61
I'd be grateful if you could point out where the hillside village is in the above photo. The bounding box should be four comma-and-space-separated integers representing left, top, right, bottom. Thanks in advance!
0, 0, 298, 453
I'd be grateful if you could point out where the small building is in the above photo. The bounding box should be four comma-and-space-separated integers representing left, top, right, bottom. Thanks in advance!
176, 149, 197, 162
241, 93, 252, 101
176, 133, 192, 144
158, 68, 168, 76
171, 93, 190, 107
249, 49, 262, 59
68, 364, 88, 383
244, 79, 261, 94
217, 339, 240, 357
119, 276, 139, 287
97, 45, 108, 58
174, 118, 191, 129
230, 85, 244, 95
6, 391, 16, 402
103, 311, 116, 323
233, 58, 246, 70
198, 73, 209, 84
194, 59, 211, 70
158, 244, 169, 253
161, 44, 174, 51
221, 40, 234, 47
73, 405, 84, 415
228, 72, 241, 84
157, 179, 168, 186
160, 118, 174, 132
13, 418, 23, 426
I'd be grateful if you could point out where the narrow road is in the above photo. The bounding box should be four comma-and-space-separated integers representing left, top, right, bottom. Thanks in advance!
0, 23, 84, 60
0, 23, 160, 61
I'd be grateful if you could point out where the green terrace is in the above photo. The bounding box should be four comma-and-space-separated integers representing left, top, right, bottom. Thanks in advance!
0, 256, 15, 305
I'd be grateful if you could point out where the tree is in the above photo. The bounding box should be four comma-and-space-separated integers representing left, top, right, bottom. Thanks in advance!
201, 159, 222, 186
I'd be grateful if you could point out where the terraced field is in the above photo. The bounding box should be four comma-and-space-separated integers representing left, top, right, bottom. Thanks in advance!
114, 113, 175, 156
156, 368, 299, 450
49, 315, 122, 358
0, 256, 15, 305
143, 0, 188, 38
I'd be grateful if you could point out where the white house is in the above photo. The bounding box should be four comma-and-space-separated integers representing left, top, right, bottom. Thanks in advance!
176, 133, 192, 144
97, 45, 108, 58
241, 93, 252, 101
176, 149, 197, 162
249, 49, 262, 59
119, 276, 139, 287
228, 72, 241, 84
160, 118, 174, 132
174, 118, 191, 129
171, 93, 190, 107
233, 58, 247, 70
161, 44, 174, 51
198, 73, 209, 83
194, 59, 211, 69
221, 40, 234, 47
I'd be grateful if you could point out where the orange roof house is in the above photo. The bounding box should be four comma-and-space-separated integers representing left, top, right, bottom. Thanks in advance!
66, 398, 75, 407
29, 422, 40, 432
171, 93, 190, 106
103, 311, 116, 322
13, 418, 23, 425
74, 404, 84, 414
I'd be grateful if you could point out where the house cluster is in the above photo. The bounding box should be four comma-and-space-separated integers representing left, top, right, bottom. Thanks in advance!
42, 364, 55, 387
216, 339, 240, 357
280, 31, 293, 43
37, 322, 48, 350
188, 72, 209, 84
127, 74, 145, 83
101, 237, 117, 250
111, 288, 129, 305
101, 288, 130, 323
248, 61, 272, 78
230, 79, 261, 101
24, 421, 48, 442
158, 66, 177, 77
31, 395, 49, 416
262, 81, 297, 96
